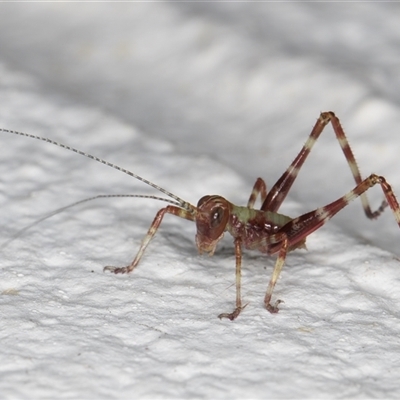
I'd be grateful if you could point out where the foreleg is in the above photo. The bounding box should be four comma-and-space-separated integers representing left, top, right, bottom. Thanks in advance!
104, 205, 194, 274
218, 238, 247, 320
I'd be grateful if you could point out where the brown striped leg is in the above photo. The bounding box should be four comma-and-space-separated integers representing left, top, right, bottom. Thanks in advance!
218, 238, 247, 320
264, 234, 289, 313
274, 174, 400, 251
104, 206, 195, 274
262, 112, 386, 220
264, 174, 400, 312
247, 177, 267, 208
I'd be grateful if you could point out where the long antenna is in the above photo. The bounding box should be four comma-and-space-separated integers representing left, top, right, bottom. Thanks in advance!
0, 128, 196, 213
1, 194, 181, 249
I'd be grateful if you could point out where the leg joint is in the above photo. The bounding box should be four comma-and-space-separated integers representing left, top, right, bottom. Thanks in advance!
319, 111, 335, 124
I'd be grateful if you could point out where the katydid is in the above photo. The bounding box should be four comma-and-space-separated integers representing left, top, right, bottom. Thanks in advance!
2, 111, 399, 320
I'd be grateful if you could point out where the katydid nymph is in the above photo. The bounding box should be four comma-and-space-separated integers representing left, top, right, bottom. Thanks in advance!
2, 111, 400, 320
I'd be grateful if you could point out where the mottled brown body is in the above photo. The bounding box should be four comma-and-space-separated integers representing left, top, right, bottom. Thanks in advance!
195, 195, 295, 255
2, 112, 400, 320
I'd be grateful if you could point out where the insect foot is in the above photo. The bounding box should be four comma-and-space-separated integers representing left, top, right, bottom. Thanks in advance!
103, 266, 131, 274
218, 304, 248, 321
265, 300, 283, 314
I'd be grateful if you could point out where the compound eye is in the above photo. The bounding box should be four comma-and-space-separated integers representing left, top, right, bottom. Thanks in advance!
211, 207, 224, 228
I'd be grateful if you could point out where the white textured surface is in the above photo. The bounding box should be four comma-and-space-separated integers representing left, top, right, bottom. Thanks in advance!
1, 3, 400, 399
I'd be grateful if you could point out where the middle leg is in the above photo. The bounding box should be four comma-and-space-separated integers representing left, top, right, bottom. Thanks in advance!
247, 177, 267, 209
